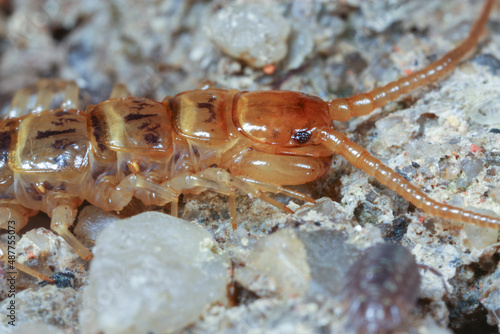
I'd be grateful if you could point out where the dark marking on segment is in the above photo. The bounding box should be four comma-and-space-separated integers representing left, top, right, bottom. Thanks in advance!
26, 185, 43, 201
55, 111, 71, 117
297, 98, 306, 111
90, 113, 107, 151
91, 167, 103, 180
121, 161, 132, 175
197, 102, 213, 110
145, 124, 160, 132
92, 166, 116, 180
168, 98, 174, 113
130, 100, 152, 111
197, 102, 216, 123
0, 131, 11, 152
35, 128, 76, 139
0, 193, 14, 200
139, 122, 160, 132
43, 182, 54, 191
52, 139, 76, 150
138, 121, 150, 130
51, 117, 79, 126
144, 133, 159, 145
124, 113, 158, 122
192, 146, 200, 157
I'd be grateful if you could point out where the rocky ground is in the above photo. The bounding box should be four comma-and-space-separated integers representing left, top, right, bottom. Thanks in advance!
0, 0, 499, 333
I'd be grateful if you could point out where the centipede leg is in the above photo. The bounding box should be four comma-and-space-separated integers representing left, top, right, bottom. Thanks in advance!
0, 205, 32, 232
196, 168, 303, 212
202, 168, 296, 214
107, 174, 183, 214
7, 86, 37, 118
50, 203, 92, 260
33, 79, 78, 112
228, 192, 237, 230
133, 175, 180, 201
418, 264, 449, 294
0, 241, 54, 282
61, 80, 79, 109
90, 173, 177, 213
252, 192, 294, 214
110, 83, 132, 99
178, 168, 298, 228
167, 171, 244, 228
0, 206, 53, 282
132, 175, 183, 216
6, 79, 78, 118
239, 178, 315, 203
170, 197, 179, 217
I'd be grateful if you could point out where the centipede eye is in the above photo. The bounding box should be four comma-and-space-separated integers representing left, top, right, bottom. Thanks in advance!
291, 129, 312, 144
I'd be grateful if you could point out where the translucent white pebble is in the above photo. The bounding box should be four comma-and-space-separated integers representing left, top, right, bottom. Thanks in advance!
80, 212, 231, 334
464, 87, 500, 125
208, 3, 290, 67
234, 229, 310, 298
9, 321, 65, 334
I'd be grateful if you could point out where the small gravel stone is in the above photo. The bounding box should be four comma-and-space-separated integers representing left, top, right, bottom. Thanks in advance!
80, 211, 231, 334
458, 156, 484, 184
375, 115, 419, 148
0, 285, 81, 333
234, 229, 310, 299
16, 228, 80, 273
464, 88, 500, 125
462, 223, 499, 250
74, 205, 121, 245
208, 3, 290, 67
481, 263, 500, 330
9, 321, 66, 334
296, 229, 358, 297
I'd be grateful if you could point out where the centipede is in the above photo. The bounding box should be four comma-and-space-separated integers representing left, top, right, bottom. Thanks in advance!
0, 0, 498, 283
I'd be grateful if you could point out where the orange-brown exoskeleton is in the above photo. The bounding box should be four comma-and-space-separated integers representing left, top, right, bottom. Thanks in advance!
0, 0, 498, 282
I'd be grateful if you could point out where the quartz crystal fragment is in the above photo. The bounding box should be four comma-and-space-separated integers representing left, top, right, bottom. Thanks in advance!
80, 212, 231, 334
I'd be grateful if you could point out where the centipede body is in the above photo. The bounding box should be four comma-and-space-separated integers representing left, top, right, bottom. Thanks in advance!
0, 0, 499, 332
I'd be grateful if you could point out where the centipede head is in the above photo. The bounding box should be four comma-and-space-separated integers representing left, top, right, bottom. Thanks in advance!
233, 91, 331, 148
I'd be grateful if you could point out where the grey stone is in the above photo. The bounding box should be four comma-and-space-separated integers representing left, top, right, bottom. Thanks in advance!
80, 212, 231, 334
